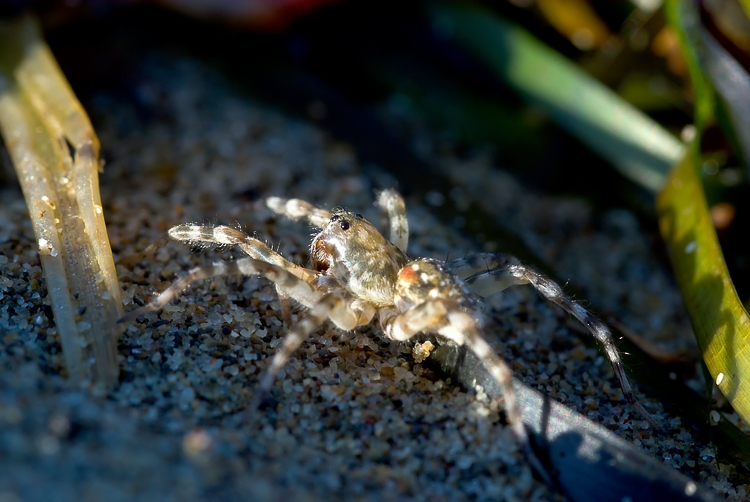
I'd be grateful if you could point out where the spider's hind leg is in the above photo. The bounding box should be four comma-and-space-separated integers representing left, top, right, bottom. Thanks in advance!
381, 300, 553, 487
450, 253, 661, 431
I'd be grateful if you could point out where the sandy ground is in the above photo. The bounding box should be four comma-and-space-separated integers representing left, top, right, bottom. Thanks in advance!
0, 52, 746, 501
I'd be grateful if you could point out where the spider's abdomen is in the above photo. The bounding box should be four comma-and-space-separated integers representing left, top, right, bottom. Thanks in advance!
395, 259, 481, 321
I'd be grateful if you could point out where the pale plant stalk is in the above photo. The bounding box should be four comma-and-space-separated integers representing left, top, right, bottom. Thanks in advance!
0, 15, 121, 388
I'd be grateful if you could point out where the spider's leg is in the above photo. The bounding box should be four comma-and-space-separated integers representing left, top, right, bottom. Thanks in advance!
120, 258, 321, 323
169, 224, 312, 279
266, 196, 332, 228
376, 189, 409, 252
276, 289, 293, 325
445, 253, 521, 282
381, 301, 553, 488
458, 252, 661, 431
169, 224, 315, 325
249, 291, 374, 411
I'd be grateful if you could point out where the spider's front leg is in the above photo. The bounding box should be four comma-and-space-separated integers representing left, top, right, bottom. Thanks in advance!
265, 197, 332, 228
376, 189, 409, 252
168, 224, 317, 323
120, 257, 321, 323
266, 190, 410, 253
168, 224, 312, 279
123, 223, 320, 324
447, 253, 660, 431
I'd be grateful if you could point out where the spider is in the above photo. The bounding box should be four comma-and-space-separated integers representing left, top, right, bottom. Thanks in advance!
121, 189, 658, 484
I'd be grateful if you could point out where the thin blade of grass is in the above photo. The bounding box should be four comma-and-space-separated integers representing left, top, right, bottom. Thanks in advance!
657, 0, 750, 430
0, 15, 121, 388
656, 150, 750, 426
664, 1, 714, 146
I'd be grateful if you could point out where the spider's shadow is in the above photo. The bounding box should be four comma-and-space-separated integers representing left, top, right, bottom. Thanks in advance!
427, 343, 716, 502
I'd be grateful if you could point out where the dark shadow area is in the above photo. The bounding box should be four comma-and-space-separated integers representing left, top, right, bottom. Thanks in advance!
430, 342, 719, 502
39, 1, 656, 265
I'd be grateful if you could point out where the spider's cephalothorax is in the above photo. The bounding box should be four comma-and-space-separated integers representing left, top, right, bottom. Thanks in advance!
122, 188, 658, 485
311, 209, 407, 306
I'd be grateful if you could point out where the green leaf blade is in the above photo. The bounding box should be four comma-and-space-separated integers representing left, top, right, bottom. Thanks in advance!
428, 2, 685, 192
657, 151, 750, 423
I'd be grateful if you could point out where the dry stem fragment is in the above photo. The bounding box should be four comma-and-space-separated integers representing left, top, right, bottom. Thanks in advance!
0, 15, 121, 388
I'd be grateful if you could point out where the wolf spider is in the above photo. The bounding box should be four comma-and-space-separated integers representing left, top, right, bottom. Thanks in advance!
122, 189, 658, 483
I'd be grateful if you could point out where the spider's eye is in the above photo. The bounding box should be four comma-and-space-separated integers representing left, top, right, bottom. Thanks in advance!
354, 213, 363, 219
339, 220, 350, 231
330, 214, 340, 222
